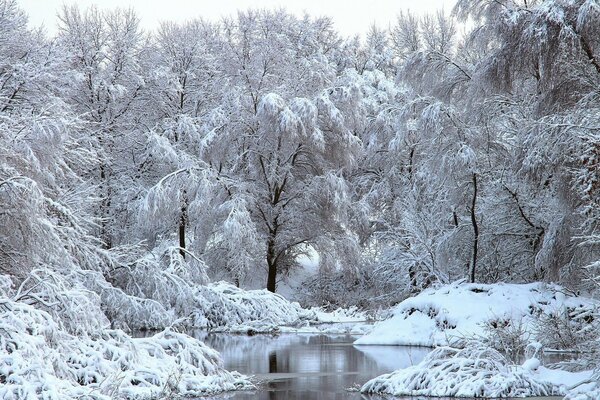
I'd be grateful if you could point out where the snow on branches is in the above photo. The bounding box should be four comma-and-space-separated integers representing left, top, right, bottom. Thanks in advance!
361, 343, 561, 398
0, 283, 252, 399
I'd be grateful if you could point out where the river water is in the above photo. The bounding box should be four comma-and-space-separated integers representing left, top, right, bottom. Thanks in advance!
196, 331, 565, 400
199, 331, 427, 399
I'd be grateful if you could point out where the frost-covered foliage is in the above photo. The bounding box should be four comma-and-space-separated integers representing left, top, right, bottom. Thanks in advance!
95, 8, 370, 296
532, 302, 600, 352
100, 243, 210, 330
193, 282, 315, 332
361, 343, 562, 397
339, 0, 600, 298
7, 0, 600, 306
188, 282, 372, 334
355, 282, 599, 347
5, 0, 600, 366
0, 276, 252, 399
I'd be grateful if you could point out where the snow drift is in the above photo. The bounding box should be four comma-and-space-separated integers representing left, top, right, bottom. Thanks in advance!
355, 281, 598, 347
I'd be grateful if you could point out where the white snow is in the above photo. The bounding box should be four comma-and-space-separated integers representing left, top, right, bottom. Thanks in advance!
355, 281, 598, 347
357, 282, 600, 399
193, 281, 373, 334
361, 343, 569, 397
0, 296, 253, 400
193, 281, 316, 333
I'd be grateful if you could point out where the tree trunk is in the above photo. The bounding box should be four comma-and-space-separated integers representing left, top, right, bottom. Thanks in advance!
266, 236, 277, 293
469, 172, 479, 283
179, 195, 187, 259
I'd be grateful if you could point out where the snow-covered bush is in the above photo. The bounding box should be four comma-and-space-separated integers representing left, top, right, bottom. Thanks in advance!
564, 370, 600, 400
567, 390, 600, 400
193, 281, 316, 332
11, 269, 109, 336
532, 303, 599, 352
297, 268, 374, 309
99, 243, 210, 330
81, 269, 173, 331
361, 342, 561, 398
8, 263, 175, 333
0, 291, 252, 399
480, 317, 530, 364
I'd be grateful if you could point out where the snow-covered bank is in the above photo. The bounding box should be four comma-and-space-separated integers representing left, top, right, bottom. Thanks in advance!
193, 281, 314, 333
193, 281, 372, 334
361, 342, 592, 398
0, 292, 252, 399
356, 282, 600, 399
355, 282, 598, 347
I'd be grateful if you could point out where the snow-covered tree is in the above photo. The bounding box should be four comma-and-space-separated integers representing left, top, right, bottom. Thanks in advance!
56, 5, 147, 248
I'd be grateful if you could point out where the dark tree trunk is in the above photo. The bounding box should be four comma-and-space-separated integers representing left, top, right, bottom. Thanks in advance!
266, 236, 277, 293
408, 265, 417, 293
179, 195, 187, 259
469, 172, 479, 283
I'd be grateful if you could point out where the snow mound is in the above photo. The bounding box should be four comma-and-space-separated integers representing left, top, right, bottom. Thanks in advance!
355, 281, 598, 347
194, 281, 316, 332
361, 343, 562, 398
0, 297, 252, 399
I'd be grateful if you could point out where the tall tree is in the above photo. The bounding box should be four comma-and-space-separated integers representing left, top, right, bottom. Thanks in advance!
56, 6, 146, 249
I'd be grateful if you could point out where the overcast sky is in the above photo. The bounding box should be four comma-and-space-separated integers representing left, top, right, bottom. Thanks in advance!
18, 0, 456, 37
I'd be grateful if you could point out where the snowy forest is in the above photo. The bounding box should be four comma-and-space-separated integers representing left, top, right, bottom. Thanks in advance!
2, 0, 600, 398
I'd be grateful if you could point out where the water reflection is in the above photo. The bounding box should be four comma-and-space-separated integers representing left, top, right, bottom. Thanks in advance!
195, 332, 430, 400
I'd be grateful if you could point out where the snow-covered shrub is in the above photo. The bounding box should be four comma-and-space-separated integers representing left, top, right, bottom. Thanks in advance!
361, 342, 561, 398
297, 268, 374, 309
102, 330, 252, 398
103, 244, 208, 330
532, 303, 599, 352
564, 369, 600, 400
82, 270, 173, 331
481, 317, 530, 364
567, 389, 600, 400
0, 294, 252, 399
193, 281, 315, 332
10, 265, 173, 333
9, 269, 109, 336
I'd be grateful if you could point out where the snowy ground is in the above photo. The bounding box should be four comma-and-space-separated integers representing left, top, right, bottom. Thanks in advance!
355, 281, 600, 399
355, 281, 598, 347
